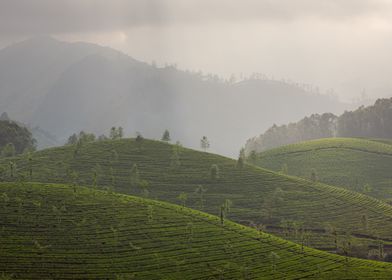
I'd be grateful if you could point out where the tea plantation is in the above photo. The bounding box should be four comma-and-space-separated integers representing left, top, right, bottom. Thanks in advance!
252, 138, 392, 201
3, 138, 392, 258
2, 182, 392, 279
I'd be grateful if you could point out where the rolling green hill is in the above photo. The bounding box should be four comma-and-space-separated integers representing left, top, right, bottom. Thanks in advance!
251, 138, 392, 201
2, 138, 392, 258
2, 182, 392, 279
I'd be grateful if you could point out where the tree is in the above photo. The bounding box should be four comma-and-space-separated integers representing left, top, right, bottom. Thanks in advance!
200, 136, 210, 152
118, 127, 124, 139
194, 185, 207, 210
0, 120, 36, 155
27, 152, 33, 180
135, 132, 144, 150
130, 164, 140, 187
92, 163, 102, 187
9, 161, 16, 178
136, 132, 143, 141
110, 127, 117, 140
109, 127, 124, 140
210, 164, 220, 180
111, 149, 119, 163
170, 148, 181, 168
161, 129, 171, 142
237, 148, 245, 169
139, 180, 150, 197
67, 131, 96, 145
67, 134, 78, 145
178, 192, 188, 207
80, 131, 96, 143
92, 169, 98, 187
220, 199, 232, 224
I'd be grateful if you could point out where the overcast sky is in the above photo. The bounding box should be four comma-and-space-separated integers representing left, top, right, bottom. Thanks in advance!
1, 0, 392, 101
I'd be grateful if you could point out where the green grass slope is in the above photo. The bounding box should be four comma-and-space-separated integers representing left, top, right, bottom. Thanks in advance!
251, 138, 392, 201
2, 138, 392, 258
2, 182, 392, 279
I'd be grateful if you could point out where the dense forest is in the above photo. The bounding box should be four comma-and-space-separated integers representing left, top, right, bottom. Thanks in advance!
0, 113, 36, 156
245, 98, 392, 153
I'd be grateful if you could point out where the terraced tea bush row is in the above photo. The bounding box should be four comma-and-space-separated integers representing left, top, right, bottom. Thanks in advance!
2, 138, 392, 258
253, 138, 392, 201
1, 182, 392, 279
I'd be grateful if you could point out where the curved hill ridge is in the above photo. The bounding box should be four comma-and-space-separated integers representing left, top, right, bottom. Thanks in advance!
2, 138, 392, 257
254, 138, 392, 202
260, 138, 392, 156
1, 182, 392, 279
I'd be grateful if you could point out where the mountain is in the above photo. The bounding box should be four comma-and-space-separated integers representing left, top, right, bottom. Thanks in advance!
4, 138, 392, 260
0, 36, 347, 157
249, 138, 392, 202
245, 98, 392, 153
2, 182, 392, 279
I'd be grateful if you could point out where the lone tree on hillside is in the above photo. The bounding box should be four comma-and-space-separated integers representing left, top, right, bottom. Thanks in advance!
220, 199, 233, 224
135, 132, 144, 150
139, 180, 150, 197
118, 127, 124, 138
67, 134, 78, 145
200, 136, 210, 152
170, 148, 181, 168
130, 164, 140, 187
109, 127, 124, 140
210, 164, 220, 180
161, 129, 171, 142
195, 185, 207, 210
27, 152, 33, 180
9, 161, 15, 178
237, 148, 245, 169
178, 192, 188, 207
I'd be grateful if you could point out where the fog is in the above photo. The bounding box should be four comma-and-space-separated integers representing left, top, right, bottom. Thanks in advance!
0, 0, 392, 101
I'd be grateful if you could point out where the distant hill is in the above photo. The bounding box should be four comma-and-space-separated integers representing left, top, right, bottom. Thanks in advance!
251, 138, 392, 202
253, 138, 392, 202
4, 138, 392, 259
2, 182, 392, 279
245, 98, 392, 153
0, 36, 347, 156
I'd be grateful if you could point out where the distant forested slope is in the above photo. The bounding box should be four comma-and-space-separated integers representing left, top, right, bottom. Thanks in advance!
246, 98, 392, 153
0, 114, 35, 155
0, 36, 346, 156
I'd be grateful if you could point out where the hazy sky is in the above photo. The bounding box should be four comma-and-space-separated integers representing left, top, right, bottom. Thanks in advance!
1, 0, 392, 101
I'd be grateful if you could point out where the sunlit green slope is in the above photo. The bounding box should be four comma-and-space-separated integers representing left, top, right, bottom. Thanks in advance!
251, 138, 392, 201
2, 138, 392, 258
1, 182, 392, 279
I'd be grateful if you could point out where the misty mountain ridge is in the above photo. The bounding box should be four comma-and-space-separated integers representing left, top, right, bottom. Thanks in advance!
0, 36, 348, 156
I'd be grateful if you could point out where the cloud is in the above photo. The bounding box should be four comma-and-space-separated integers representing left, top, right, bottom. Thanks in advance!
0, 0, 391, 36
